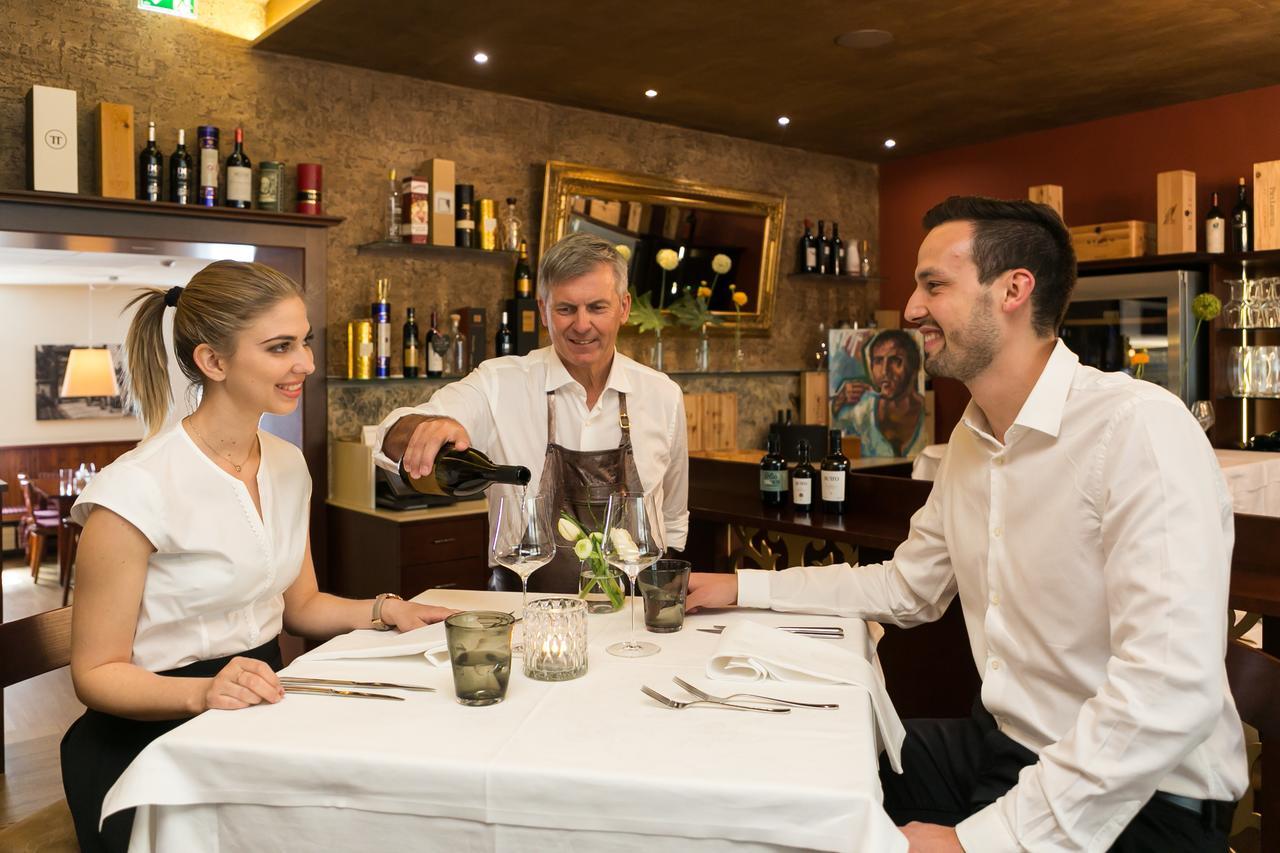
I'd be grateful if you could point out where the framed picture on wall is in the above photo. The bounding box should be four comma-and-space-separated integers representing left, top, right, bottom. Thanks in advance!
35, 344, 128, 420
828, 328, 928, 458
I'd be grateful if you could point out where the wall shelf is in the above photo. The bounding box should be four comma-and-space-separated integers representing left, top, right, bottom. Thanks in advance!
0, 189, 343, 228
787, 272, 880, 284
356, 240, 518, 261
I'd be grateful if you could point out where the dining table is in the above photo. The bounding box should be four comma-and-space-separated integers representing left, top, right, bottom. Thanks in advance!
102, 588, 908, 852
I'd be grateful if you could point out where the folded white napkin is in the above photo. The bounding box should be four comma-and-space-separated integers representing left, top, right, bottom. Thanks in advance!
707, 621, 905, 772
304, 622, 450, 666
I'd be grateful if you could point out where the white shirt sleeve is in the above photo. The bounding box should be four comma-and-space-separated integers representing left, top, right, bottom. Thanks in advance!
70, 462, 167, 549
956, 397, 1236, 852
372, 368, 500, 472
662, 392, 689, 550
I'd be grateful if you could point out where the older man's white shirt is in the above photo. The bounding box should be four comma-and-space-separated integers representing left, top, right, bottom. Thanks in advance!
374, 346, 688, 550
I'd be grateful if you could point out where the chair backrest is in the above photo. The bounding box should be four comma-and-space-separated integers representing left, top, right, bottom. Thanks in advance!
1227, 640, 1280, 737
0, 606, 72, 690
16, 472, 36, 517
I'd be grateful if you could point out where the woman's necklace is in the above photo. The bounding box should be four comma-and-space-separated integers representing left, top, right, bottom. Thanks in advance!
188, 417, 257, 473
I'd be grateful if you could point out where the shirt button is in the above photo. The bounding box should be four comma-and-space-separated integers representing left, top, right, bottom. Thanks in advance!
992, 527, 1003, 539
990, 659, 1002, 671
993, 456, 1004, 466
990, 592, 1001, 606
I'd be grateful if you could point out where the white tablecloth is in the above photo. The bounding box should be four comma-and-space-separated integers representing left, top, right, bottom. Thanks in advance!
108, 589, 907, 852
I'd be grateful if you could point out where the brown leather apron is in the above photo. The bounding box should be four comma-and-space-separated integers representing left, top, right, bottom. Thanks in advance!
522, 389, 645, 593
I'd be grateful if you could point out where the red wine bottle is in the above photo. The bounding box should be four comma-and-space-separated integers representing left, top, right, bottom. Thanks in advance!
225, 127, 252, 209
821, 429, 849, 515
402, 307, 420, 378
169, 129, 193, 205
798, 220, 817, 273
425, 310, 444, 378
791, 439, 815, 512
495, 310, 514, 357
830, 222, 844, 276
1231, 177, 1251, 253
137, 121, 162, 202
816, 220, 830, 275
760, 432, 787, 507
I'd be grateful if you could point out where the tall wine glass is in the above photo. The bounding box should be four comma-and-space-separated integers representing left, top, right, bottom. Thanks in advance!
491, 493, 556, 624
602, 493, 662, 658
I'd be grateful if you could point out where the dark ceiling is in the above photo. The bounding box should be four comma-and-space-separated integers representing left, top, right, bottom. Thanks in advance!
254, 0, 1280, 163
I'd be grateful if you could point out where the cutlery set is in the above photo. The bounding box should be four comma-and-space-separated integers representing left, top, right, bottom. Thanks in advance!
641, 676, 840, 713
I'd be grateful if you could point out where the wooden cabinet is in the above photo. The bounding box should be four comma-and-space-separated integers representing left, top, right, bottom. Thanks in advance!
328, 503, 490, 598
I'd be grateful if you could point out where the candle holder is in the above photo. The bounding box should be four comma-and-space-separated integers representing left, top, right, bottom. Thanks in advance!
522, 597, 588, 682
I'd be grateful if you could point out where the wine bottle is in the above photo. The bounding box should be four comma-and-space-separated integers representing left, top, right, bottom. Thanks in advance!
514, 239, 533, 298
425, 310, 444, 378
373, 278, 391, 379
1231, 177, 1251, 253
791, 439, 816, 512
1205, 191, 1225, 254
448, 312, 469, 376
455, 184, 476, 248
402, 307, 420, 378
816, 220, 830, 275
399, 443, 532, 498
169, 129, 192, 204
760, 432, 787, 507
197, 125, 219, 207
820, 429, 850, 515
137, 121, 162, 202
830, 222, 844, 276
495, 309, 514, 357
225, 127, 252, 209
798, 219, 817, 273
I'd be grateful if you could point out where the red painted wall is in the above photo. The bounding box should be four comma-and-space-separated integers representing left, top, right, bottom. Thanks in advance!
879, 83, 1280, 440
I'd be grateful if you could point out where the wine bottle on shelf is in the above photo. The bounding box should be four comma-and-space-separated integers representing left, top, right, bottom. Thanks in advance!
816, 220, 830, 275
425, 310, 444, 378
169, 129, 192, 205
798, 219, 817, 273
455, 184, 476, 248
1231, 177, 1251, 253
514, 239, 533, 298
385, 168, 401, 242
399, 444, 532, 498
820, 429, 850, 515
830, 222, 844, 276
448, 313, 469, 376
501, 197, 521, 251
495, 310, 514, 357
137, 121, 162, 202
791, 439, 816, 512
197, 126, 219, 207
1205, 191, 1225, 254
402, 307, 420, 378
372, 278, 391, 379
224, 127, 252, 209
759, 432, 787, 507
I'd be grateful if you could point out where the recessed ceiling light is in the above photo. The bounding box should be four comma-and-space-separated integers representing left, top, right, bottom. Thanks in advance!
883, 138, 897, 149
473, 52, 489, 64
777, 116, 791, 127
644, 89, 658, 98
835, 29, 894, 49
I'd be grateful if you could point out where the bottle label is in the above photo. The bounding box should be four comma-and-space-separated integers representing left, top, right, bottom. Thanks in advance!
821, 470, 846, 502
259, 170, 280, 204
436, 191, 454, 214
1207, 218, 1225, 253
227, 166, 252, 202
199, 148, 218, 189
805, 247, 816, 267
404, 341, 419, 369
793, 478, 812, 505
516, 274, 532, 297
375, 322, 391, 358
760, 470, 786, 493
427, 347, 444, 372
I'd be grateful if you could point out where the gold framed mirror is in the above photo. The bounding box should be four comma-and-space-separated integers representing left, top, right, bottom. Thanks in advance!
540, 161, 785, 332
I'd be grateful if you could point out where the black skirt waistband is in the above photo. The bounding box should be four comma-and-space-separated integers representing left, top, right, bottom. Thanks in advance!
158, 634, 283, 679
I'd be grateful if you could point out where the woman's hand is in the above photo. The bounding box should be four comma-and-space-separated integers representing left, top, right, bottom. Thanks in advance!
202, 656, 284, 711
379, 597, 458, 631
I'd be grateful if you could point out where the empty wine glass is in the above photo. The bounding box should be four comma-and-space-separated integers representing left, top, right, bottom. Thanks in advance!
491, 493, 556, 624
1190, 400, 1215, 432
1223, 280, 1244, 330
601, 493, 662, 658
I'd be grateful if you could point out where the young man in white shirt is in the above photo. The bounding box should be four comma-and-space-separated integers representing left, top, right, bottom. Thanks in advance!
687, 197, 1247, 852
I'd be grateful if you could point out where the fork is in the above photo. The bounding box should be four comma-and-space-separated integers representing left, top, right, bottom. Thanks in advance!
672, 676, 838, 710
640, 685, 790, 713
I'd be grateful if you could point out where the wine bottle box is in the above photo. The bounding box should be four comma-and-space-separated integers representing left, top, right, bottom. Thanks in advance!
1254, 160, 1280, 251
26, 85, 78, 193
96, 102, 135, 199
506, 296, 541, 357
1068, 221, 1154, 261
1156, 170, 1196, 254
425, 158, 455, 246
399, 176, 430, 243
453, 306, 487, 367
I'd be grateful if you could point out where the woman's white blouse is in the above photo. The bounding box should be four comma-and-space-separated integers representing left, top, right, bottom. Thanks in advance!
71, 425, 310, 672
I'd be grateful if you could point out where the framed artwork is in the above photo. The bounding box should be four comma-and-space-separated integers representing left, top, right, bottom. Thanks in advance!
34, 344, 128, 420
828, 328, 928, 458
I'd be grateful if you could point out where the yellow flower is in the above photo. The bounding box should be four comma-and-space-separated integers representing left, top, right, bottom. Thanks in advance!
614, 244, 632, 261
711, 254, 732, 275
655, 248, 679, 271
1131, 351, 1150, 366
697, 286, 712, 299
732, 291, 748, 307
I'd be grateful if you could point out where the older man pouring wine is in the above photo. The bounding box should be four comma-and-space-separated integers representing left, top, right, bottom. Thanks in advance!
375, 232, 689, 596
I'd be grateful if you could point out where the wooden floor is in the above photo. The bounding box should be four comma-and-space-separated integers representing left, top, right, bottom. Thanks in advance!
1, 554, 83, 829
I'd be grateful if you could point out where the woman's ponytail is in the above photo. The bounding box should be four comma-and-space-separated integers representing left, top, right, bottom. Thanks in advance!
122, 288, 173, 436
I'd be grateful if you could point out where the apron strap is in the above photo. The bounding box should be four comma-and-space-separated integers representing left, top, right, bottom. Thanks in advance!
546, 391, 556, 443
618, 392, 630, 433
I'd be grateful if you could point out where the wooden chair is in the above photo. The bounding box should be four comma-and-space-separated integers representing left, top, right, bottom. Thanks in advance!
0, 607, 77, 849
1227, 640, 1280, 852
59, 520, 81, 607
17, 474, 61, 580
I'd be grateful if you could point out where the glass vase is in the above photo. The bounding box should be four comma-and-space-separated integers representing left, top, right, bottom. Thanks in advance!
578, 564, 627, 614
696, 325, 711, 372
650, 332, 665, 372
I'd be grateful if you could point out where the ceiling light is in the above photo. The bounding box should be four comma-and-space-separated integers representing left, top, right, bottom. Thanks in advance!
883, 138, 897, 149
777, 116, 791, 127
835, 29, 894, 49
644, 89, 658, 98
473, 52, 489, 64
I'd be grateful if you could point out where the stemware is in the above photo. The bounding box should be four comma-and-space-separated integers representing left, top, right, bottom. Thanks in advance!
491, 493, 556, 624
601, 493, 662, 658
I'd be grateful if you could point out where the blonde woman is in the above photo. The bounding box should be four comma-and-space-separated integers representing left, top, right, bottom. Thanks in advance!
61, 261, 454, 853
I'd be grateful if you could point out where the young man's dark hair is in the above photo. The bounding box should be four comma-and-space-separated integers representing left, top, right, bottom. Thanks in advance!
922, 196, 1076, 337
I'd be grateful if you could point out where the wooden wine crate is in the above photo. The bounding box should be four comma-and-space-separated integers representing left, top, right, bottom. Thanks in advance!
1028, 184, 1063, 219
1255, 160, 1280, 251
799, 371, 828, 425
684, 392, 737, 452
1069, 220, 1154, 261
1156, 170, 1196, 254
97, 102, 134, 199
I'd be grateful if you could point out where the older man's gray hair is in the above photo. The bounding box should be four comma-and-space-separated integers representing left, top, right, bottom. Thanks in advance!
537, 232, 629, 302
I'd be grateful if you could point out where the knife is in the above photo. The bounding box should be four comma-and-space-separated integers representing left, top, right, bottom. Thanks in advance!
698, 625, 845, 636
283, 685, 405, 701
279, 676, 435, 692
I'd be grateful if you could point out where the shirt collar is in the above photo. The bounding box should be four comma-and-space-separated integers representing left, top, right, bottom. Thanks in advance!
961, 339, 1079, 442
541, 346, 633, 395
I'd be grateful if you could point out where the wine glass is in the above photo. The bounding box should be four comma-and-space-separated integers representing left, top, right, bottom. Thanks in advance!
1190, 400, 1215, 432
601, 493, 662, 658
491, 493, 556, 625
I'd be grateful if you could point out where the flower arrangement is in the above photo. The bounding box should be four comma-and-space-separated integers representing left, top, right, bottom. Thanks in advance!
1130, 349, 1150, 380
627, 248, 679, 369
727, 283, 749, 368
559, 512, 625, 610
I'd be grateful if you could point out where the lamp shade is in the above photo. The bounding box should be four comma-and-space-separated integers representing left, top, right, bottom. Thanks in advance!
60, 348, 120, 398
